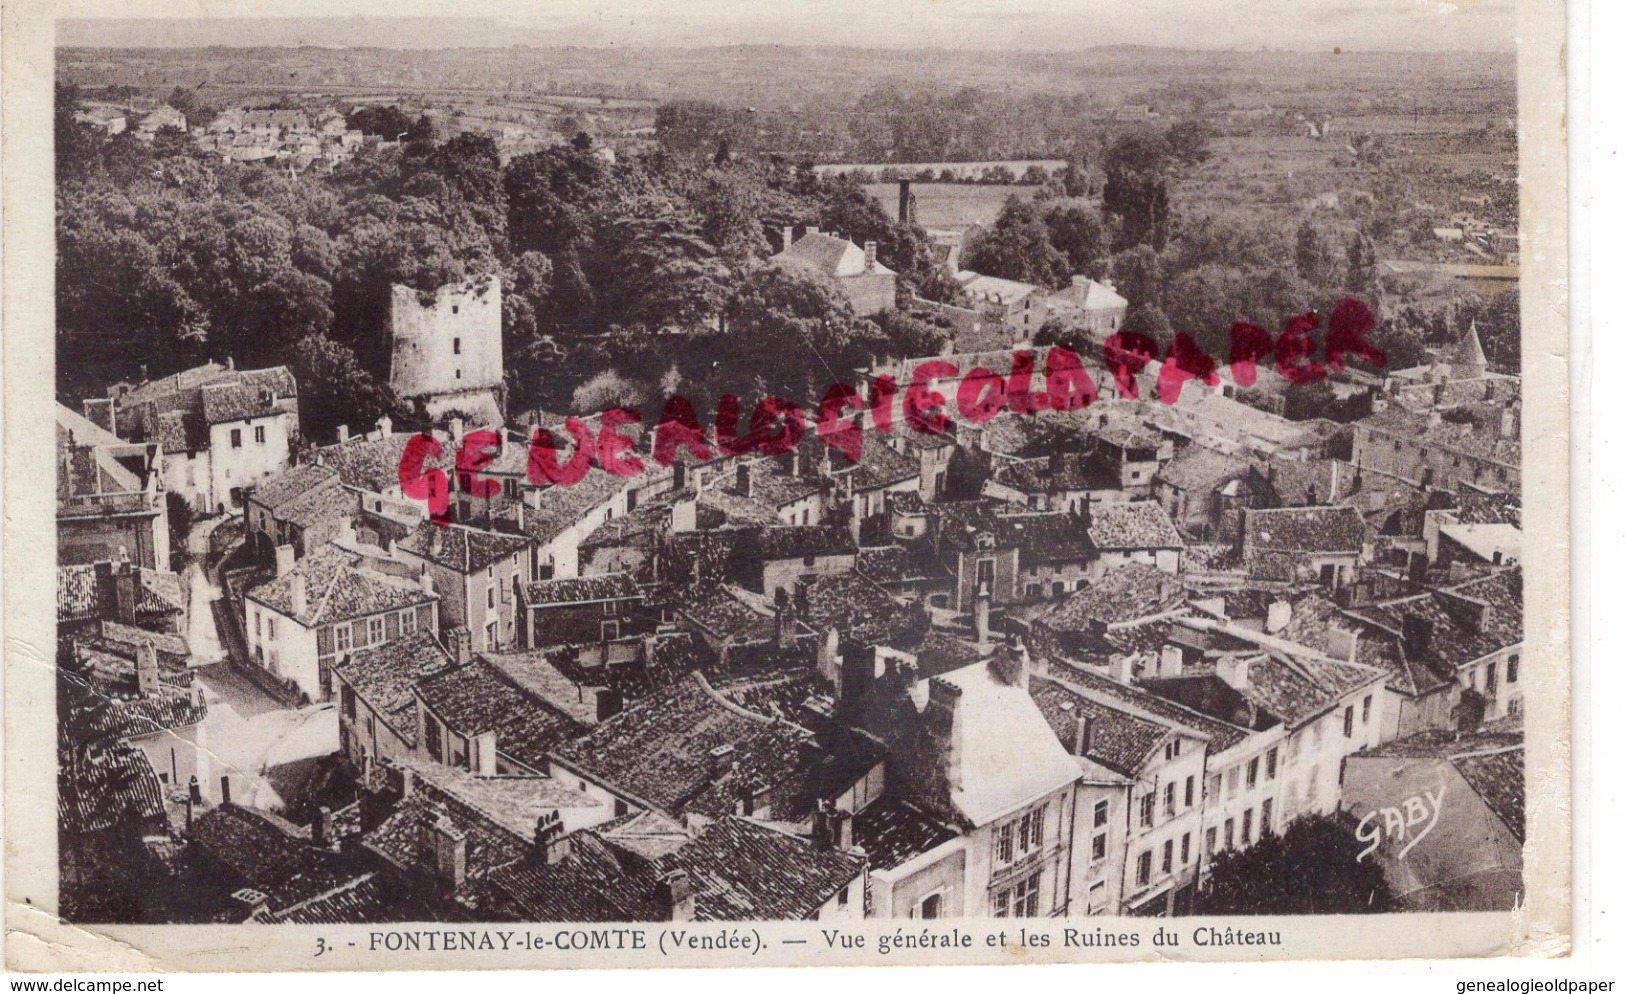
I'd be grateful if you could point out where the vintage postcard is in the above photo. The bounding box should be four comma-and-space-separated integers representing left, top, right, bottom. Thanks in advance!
3, 0, 1570, 972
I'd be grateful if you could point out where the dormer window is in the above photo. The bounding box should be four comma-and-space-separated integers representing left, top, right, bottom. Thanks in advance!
454, 337, 461, 355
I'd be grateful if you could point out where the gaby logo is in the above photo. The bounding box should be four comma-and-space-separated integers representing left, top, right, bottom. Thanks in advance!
1355, 783, 1446, 862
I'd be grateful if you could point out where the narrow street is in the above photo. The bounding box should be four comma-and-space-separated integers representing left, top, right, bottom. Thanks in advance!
182, 514, 339, 814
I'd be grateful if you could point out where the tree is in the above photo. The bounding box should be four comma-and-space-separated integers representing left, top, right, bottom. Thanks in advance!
291, 334, 404, 442
1196, 814, 1395, 915
1044, 204, 1108, 277
1102, 131, 1173, 251
962, 196, 1070, 289
1108, 243, 1166, 323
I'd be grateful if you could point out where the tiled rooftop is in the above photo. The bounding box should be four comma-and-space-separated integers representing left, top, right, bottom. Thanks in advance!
1087, 501, 1184, 551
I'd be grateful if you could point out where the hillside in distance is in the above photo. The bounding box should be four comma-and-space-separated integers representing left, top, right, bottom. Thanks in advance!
58, 44, 1513, 114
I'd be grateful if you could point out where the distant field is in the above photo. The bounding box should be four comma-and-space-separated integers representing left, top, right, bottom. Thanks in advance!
823, 158, 1065, 177
863, 182, 1038, 232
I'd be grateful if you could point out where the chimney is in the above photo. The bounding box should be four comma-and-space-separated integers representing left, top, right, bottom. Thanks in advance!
973, 582, 992, 647
1107, 653, 1134, 685
423, 811, 468, 890
139, 363, 149, 384
775, 587, 797, 649
595, 687, 623, 722
377, 415, 393, 437
189, 775, 203, 806
989, 637, 1029, 689
1158, 643, 1184, 679
113, 561, 138, 625
1500, 408, 1516, 439
708, 744, 736, 778
925, 677, 965, 790
219, 775, 232, 806
535, 811, 570, 865
313, 805, 332, 849
135, 640, 160, 697
811, 799, 853, 850
864, 240, 877, 272
736, 462, 752, 498
670, 496, 697, 533
1074, 712, 1094, 756
473, 731, 498, 775
447, 626, 472, 667
291, 574, 308, 617
336, 424, 350, 443
274, 544, 297, 577
419, 570, 435, 595
451, 417, 466, 444
1265, 599, 1292, 634
224, 356, 235, 371
898, 178, 912, 225
656, 869, 695, 922
782, 225, 795, 252
1326, 626, 1360, 662
1216, 655, 1253, 690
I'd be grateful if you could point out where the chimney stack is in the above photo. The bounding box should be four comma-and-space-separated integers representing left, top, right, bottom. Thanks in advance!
136, 639, 160, 697
656, 869, 695, 922
973, 582, 992, 647
275, 544, 297, 577
423, 811, 468, 890
113, 560, 138, 626
535, 810, 570, 865
1074, 712, 1094, 756
1500, 408, 1517, 439
451, 417, 466, 444
377, 415, 394, 438
291, 573, 308, 617
1265, 599, 1292, 635
782, 226, 795, 252
447, 626, 473, 667
139, 363, 149, 384
1216, 655, 1253, 691
336, 424, 350, 443
775, 587, 796, 649
708, 744, 736, 779
219, 775, 232, 806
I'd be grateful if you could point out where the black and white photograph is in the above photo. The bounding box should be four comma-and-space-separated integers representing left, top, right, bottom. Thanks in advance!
5, 0, 1571, 969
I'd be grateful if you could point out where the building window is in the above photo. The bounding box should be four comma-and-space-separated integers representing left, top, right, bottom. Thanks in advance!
1181, 832, 1191, 865
994, 869, 1043, 918
1184, 775, 1194, 808
1362, 694, 1373, 724
1226, 768, 1239, 798
1139, 793, 1155, 828
1208, 773, 1221, 799
1087, 881, 1108, 916
425, 719, 442, 760
1136, 851, 1152, 886
915, 893, 942, 919
254, 425, 266, 444
1246, 757, 1259, 790
1091, 830, 1107, 862
1261, 799, 1274, 835
1242, 809, 1253, 844
254, 611, 261, 638
266, 617, 276, 640
1161, 840, 1173, 875
453, 337, 461, 354
1343, 706, 1355, 738
402, 610, 416, 634
1224, 818, 1235, 849
1508, 655, 1519, 683
340, 685, 356, 720
334, 624, 350, 653
368, 616, 384, 645
1265, 747, 1278, 780
230, 429, 242, 448
1094, 799, 1109, 828
487, 587, 495, 610
1205, 827, 1217, 854
1163, 782, 1176, 816
455, 369, 461, 380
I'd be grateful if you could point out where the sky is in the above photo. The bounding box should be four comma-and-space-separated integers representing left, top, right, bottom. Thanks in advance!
57, 0, 1516, 53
